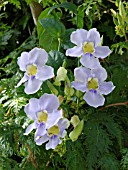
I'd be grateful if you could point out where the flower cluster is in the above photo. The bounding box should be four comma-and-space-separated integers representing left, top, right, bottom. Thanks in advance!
24, 93, 69, 150
66, 28, 115, 108
16, 28, 115, 150
16, 48, 69, 150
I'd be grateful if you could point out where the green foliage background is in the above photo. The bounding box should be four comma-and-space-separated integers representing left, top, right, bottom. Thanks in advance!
0, 0, 128, 169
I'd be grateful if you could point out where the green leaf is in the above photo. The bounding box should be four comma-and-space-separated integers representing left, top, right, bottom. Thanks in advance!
61, 28, 76, 50
48, 2, 77, 14
66, 141, 86, 170
77, 5, 85, 28
119, 1, 126, 19
37, 7, 52, 38
117, 13, 124, 25
98, 153, 120, 170
9, 0, 21, 9
37, 9, 60, 51
120, 148, 128, 169
47, 80, 58, 96
40, 18, 66, 38
69, 120, 84, 142
39, 30, 58, 51
47, 50, 67, 73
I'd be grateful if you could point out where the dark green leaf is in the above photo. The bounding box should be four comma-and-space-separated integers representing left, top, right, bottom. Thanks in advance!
39, 30, 58, 51
40, 18, 66, 38
47, 50, 67, 73
48, 2, 77, 14
98, 153, 120, 170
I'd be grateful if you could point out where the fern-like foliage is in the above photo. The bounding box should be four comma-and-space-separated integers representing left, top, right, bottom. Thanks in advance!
120, 148, 128, 170
84, 111, 122, 170
98, 153, 120, 170
65, 140, 86, 170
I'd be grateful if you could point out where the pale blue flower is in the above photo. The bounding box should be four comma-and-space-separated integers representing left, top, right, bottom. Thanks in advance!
35, 118, 69, 150
71, 66, 115, 108
24, 93, 69, 150
66, 28, 111, 69
16, 47, 54, 94
24, 93, 63, 136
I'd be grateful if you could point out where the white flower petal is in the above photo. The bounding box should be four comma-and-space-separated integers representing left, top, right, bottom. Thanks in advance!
93, 46, 111, 58
24, 98, 40, 120
39, 94, 60, 112
29, 47, 48, 66
36, 65, 54, 81
74, 66, 90, 82
15, 74, 29, 88
58, 118, 69, 131
87, 28, 100, 46
46, 135, 61, 150
71, 29, 88, 45
24, 77, 42, 94
80, 54, 101, 69
17, 52, 29, 71
35, 134, 49, 146
35, 123, 46, 137
83, 90, 105, 108
99, 81, 115, 95
66, 46, 83, 57
71, 81, 87, 92
24, 122, 37, 135
46, 110, 63, 129
91, 66, 107, 82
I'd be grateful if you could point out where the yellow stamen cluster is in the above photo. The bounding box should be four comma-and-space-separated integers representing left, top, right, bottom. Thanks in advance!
88, 78, 99, 90
26, 64, 37, 76
48, 125, 60, 137
37, 110, 48, 123
83, 42, 94, 54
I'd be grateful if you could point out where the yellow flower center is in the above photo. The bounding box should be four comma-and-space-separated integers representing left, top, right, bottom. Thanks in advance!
26, 64, 37, 76
48, 125, 60, 137
37, 110, 48, 123
83, 42, 94, 54
88, 78, 99, 90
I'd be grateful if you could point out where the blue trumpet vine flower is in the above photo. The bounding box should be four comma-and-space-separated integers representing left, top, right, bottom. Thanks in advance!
71, 66, 115, 108
16, 47, 54, 94
66, 28, 111, 69
24, 93, 69, 150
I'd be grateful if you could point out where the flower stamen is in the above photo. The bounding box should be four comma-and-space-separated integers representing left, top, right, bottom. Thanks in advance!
48, 125, 60, 137
26, 64, 37, 76
88, 78, 99, 90
37, 110, 48, 123
83, 42, 94, 54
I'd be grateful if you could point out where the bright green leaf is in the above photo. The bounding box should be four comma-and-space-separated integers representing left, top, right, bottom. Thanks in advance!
119, 1, 126, 19
69, 120, 84, 142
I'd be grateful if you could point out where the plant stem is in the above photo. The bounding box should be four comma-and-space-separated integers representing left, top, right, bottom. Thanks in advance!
26, 144, 38, 170
99, 101, 128, 110
58, 38, 61, 51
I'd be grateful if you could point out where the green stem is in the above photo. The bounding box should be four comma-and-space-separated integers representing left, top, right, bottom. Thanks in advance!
76, 95, 80, 114
58, 38, 61, 51
124, 33, 128, 42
